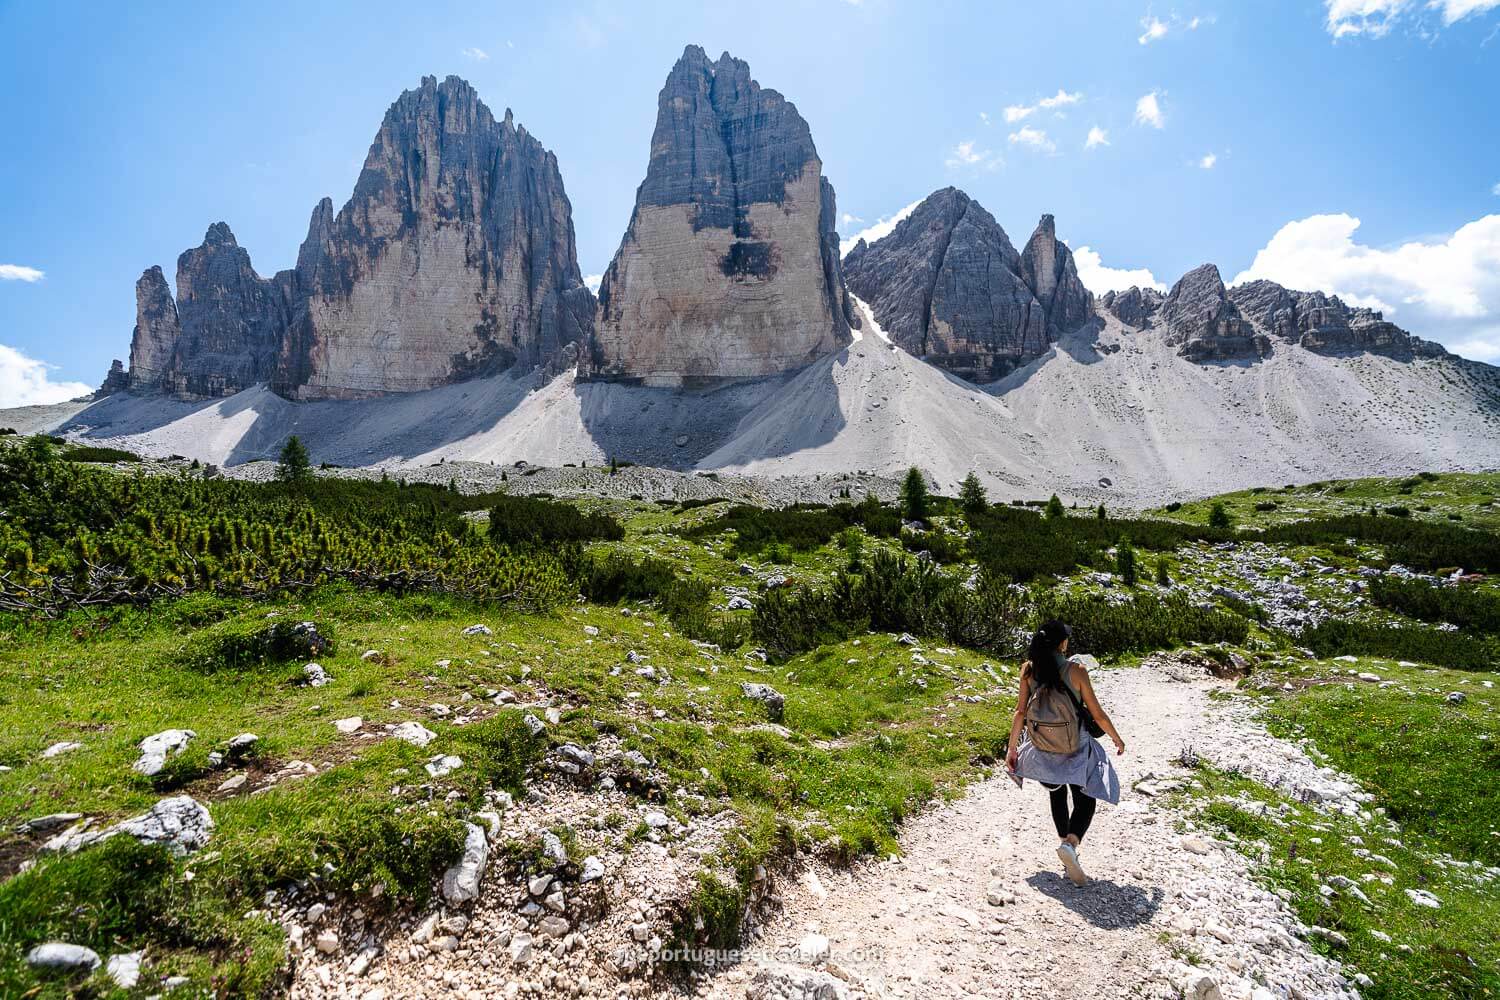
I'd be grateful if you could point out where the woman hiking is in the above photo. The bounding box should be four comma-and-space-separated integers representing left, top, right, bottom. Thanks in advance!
1005, 619, 1125, 886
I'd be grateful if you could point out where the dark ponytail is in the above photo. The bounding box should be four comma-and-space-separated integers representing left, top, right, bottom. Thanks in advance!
1025, 619, 1071, 690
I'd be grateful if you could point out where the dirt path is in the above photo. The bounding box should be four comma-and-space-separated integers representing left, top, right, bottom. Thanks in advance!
705, 662, 1362, 1000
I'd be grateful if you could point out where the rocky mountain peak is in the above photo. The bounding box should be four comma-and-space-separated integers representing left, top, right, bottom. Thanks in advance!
111, 75, 594, 401
1019, 214, 1093, 340
1160, 264, 1270, 362
843, 190, 1109, 382
586, 46, 856, 386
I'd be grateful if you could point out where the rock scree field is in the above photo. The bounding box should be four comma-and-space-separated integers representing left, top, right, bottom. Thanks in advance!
0, 436, 1497, 999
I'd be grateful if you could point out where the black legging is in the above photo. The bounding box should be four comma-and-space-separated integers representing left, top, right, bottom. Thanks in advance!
1045, 783, 1096, 841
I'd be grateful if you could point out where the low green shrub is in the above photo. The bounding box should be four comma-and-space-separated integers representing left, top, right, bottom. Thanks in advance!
63, 445, 141, 463
487, 495, 623, 547
1298, 620, 1497, 671
1036, 591, 1250, 656
175, 617, 335, 673
1370, 577, 1500, 634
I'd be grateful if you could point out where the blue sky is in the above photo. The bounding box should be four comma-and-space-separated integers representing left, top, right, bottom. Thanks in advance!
2, 0, 1498, 404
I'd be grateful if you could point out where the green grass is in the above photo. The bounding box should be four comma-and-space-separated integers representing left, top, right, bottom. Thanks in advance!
1181, 763, 1500, 999
1154, 472, 1500, 533
1176, 654, 1500, 997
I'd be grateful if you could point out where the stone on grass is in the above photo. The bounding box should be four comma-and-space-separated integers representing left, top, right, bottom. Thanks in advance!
424, 754, 463, 778
334, 716, 363, 734
740, 682, 785, 722
1406, 888, 1442, 909
462, 624, 492, 636
106, 950, 143, 989
116, 795, 214, 856
23, 813, 82, 833
390, 722, 437, 747
40, 741, 83, 759
133, 728, 195, 776
441, 822, 489, 903
26, 942, 101, 973
226, 733, 259, 754
303, 663, 330, 687
522, 714, 546, 737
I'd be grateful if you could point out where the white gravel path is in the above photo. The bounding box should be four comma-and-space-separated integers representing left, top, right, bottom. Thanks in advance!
705, 662, 1363, 1000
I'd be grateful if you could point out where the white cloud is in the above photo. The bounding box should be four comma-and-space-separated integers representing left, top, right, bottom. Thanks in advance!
1435, 0, 1500, 23
583, 273, 603, 295
840, 199, 924, 257
1198, 153, 1218, 169
1085, 126, 1110, 149
460, 47, 489, 61
1138, 15, 1170, 43
0, 344, 92, 407
1492, 181, 1500, 196
0, 264, 45, 282
1134, 91, 1165, 128
1002, 89, 1082, 125
1070, 245, 1167, 294
979, 111, 991, 126
1324, 0, 1500, 37
1038, 89, 1083, 109
944, 140, 1002, 172
841, 212, 864, 225
1232, 212, 1500, 360
1008, 126, 1057, 154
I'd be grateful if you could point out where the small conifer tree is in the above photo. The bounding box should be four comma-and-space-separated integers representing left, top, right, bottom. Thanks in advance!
276, 436, 311, 484
901, 467, 930, 522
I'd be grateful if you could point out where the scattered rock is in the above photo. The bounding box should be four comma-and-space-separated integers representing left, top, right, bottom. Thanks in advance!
1405, 888, 1442, 909
461, 624, 492, 636
796, 932, 831, 965
424, 754, 464, 778
390, 722, 437, 747
133, 728, 195, 776
304, 662, 331, 687
580, 855, 605, 882
105, 951, 143, 989
22, 813, 83, 834
741, 682, 786, 722
440, 822, 489, 903
334, 716, 363, 734
26, 943, 101, 973
39, 741, 83, 759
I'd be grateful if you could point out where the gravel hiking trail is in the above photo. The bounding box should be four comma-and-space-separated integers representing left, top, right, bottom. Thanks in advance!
706, 661, 1362, 1000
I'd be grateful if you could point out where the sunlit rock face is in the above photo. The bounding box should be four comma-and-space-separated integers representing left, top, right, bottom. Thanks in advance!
585, 46, 857, 387
115, 75, 593, 400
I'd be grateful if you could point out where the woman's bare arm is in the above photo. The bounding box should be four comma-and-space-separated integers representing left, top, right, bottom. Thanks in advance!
1006, 664, 1031, 768
1072, 663, 1126, 755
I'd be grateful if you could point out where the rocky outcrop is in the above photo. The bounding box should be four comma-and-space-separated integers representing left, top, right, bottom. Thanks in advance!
112, 76, 593, 400
96, 359, 128, 397
1160, 264, 1271, 362
843, 188, 1046, 381
1229, 280, 1447, 359
1100, 286, 1164, 329
278, 77, 594, 399
124, 266, 184, 392
841, 193, 1094, 382
170, 224, 288, 397
1019, 214, 1093, 341
585, 46, 857, 386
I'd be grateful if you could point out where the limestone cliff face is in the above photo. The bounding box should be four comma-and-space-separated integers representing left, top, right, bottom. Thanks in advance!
1100, 286, 1164, 329
1160, 264, 1271, 362
277, 76, 594, 399
169, 223, 288, 397
1019, 214, 1093, 341
112, 76, 593, 400
124, 265, 183, 392
843, 188, 1046, 381
1229, 280, 1446, 358
841, 192, 1094, 382
585, 46, 856, 386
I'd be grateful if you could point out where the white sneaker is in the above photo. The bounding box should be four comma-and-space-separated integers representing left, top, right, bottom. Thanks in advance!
1056, 842, 1088, 886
